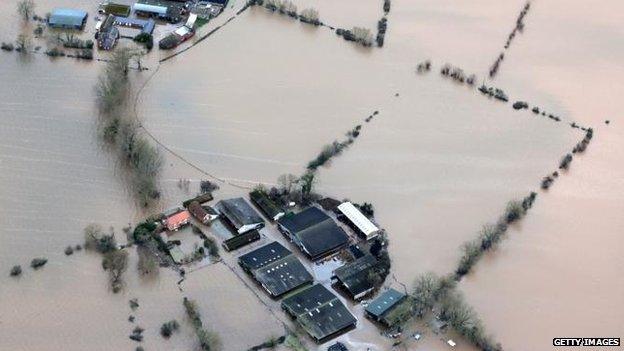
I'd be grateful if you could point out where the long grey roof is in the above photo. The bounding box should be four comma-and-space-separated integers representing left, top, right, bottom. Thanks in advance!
278, 207, 349, 259
365, 288, 406, 318
239, 242, 312, 297
282, 284, 356, 341
216, 197, 264, 229
49, 8, 87, 28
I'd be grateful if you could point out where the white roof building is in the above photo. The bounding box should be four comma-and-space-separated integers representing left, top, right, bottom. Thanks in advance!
337, 202, 379, 240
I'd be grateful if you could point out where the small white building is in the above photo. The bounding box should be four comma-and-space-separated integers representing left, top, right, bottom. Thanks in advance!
337, 202, 379, 240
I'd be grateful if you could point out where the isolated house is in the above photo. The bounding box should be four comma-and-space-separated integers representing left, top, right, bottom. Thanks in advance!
277, 207, 349, 260
238, 241, 313, 297
332, 254, 378, 300
281, 284, 357, 342
337, 202, 379, 240
164, 210, 191, 232
365, 288, 407, 326
48, 8, 88, 30
215, 198, 265, 234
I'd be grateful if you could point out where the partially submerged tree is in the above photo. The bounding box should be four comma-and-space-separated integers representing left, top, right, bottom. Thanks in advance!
17, 0, 35, 22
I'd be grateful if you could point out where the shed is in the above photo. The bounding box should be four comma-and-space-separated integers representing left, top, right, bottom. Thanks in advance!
238, 242, 313, 297
249, 189, 285, 221
222, 230, 260, 252
133, 3, 168, 16
364, 288, 406, 322
215, 198, 265, 234
337, 202, 379, 240
48, 8, 88, 30
277, 207, 349, 260
281, 284, 357, 342
332, 254, 378, 300
188, 201, 215, 224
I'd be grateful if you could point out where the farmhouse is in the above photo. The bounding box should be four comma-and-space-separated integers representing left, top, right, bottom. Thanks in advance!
332, 254, 378, 300
337, 202, 379, 240
277, 207, 349, 260
281, 284, 357, 342
238, 241, 312, 297
187, 201, 218, 224
364, 288, 407, 325
164, 210, 190, 232
215, 198, 265, 234
249, 189, 285, 221
48, 8, 88, 30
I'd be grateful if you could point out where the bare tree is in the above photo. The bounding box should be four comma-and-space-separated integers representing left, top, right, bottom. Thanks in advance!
17, 0, 35, 21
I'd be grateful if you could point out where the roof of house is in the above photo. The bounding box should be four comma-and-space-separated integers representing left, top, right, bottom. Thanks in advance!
333, 254, 378, 298
365, 288, 406, 318
188, 201, 209, 221
239, 241, 291, 271
278, 207, 349, 259
166, 210, 190, 230
215, 198, 264, 230
239, 241, 313, 297
49, 8, 88, 28
282, 284, 356, 341
337, 202, 379, 237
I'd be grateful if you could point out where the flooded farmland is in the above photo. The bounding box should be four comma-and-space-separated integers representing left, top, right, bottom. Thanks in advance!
1, 0, 623, 350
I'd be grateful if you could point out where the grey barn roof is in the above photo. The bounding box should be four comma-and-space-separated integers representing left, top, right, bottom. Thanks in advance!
278, 207, 349, 259
282, 284, 356, 341
365, 288, 406, 318
238, 242, 312, 297
49, 8, 88, 29
216, 197, 264, 230
333, 254, 378, 299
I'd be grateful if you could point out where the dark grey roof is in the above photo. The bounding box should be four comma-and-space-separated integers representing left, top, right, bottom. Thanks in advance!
239, 241, 292, 271
249, 190, 283, 220
239, 242, 312, 297
278, 207, 349, 259
254, 254, 313, 297
216, 197, 264, 230
282, 284, 356, 341
333, 254, 377, 298
222, 230, 260, 252
365, 288, 406, 318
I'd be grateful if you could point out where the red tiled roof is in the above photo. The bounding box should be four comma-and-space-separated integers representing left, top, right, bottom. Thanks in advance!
166, 210, 190, 230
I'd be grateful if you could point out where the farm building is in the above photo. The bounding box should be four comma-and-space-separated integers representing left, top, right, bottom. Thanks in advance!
238, 242, 312, 297
332, 254, 378, 300
277, 207, 349, 260
281, 284, 357, 342
133, 0, 187, 23
249, 189, 285, 221
364, 288, 407, 326
221, 229, 260, 252
164, 210, 190, 232
215, 198, 265, 234
182, 192, 214, 208
187, 201, 218, 224
113, 16, 156, 35
48, 8, 88, 30
337, 202, 379, 240
99, 3, 132, 17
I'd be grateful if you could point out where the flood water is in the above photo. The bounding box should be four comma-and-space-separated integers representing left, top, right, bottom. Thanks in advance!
1, 0, 623, 350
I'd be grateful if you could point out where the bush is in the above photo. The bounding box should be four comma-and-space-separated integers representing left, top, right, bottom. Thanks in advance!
30, 258, 48, 269
102, 249, 128, 293
299, 8, 320, 25
84, 224, 117, 254
10, 265, 22, 277
203, 237, 220, 259
134, 33, 154, 51
1, 42, 15, 51
64, 246, 74, 256
559, 153, 573, 170
160, 319, 180, 338
504, 200, 524, 223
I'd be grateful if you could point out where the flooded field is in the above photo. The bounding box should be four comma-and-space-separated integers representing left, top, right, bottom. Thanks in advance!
1, 0, 622, 350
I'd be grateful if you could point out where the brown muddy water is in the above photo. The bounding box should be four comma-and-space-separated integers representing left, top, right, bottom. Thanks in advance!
1, 0, 623, 350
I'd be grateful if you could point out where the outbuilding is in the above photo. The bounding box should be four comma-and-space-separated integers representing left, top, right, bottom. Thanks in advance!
337, 202, 379, 240
281, 284, 357, 342
215, 198, 265, 234
332, 254, 378, 300
364, 288, 407, 324
48, 8, 88, 30
277, 207, 349, 260
238, 241, 313, 297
